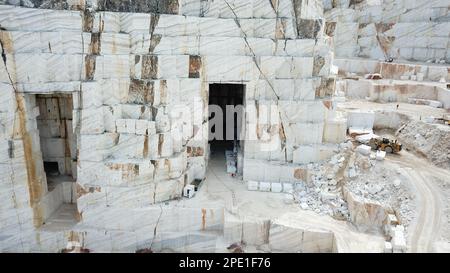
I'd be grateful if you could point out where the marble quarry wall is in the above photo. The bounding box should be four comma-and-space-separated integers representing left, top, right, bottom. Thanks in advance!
323, 0, 450, 63
0, 0, 342, 251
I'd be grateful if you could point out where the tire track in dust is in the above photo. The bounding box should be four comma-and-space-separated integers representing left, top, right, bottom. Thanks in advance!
387, 153, 444, 252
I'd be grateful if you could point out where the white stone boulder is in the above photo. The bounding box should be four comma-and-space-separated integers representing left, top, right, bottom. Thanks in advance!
376, 150, 386, 161
247, 181, 259, 191
356, 144, 372, 156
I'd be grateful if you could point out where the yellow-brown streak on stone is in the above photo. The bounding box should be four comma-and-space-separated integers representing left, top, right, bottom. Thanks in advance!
76, 183, 89, 198
160, 80, 167, 104
75, 211, 83, 222
158, 134, 163, 156
90, 33, 101, 55
0, 31, 14, 53
322, 100, 332, 109
99, 14, 105, 33
35, 232, 41, 246
85, 55, 96, 80
189, 55, 202, 78
187, 146, 204, 157
275, 18, 286, 39
141, 55, 158, 79
112, 35, 117, 54
15, 95, 44, 228
165, 158, 171, 173
2, 30, 44, 226
82, 9, 94, 32
294, 168, 308, 181
143, 136, 149, 158
201, 208, 207, 230
69, 231, 79, 242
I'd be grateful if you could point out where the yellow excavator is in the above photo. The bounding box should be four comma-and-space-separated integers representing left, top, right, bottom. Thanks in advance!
369, 137, 402, 154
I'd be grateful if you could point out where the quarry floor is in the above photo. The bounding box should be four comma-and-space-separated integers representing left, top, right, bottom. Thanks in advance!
191, 100, 450, 253
198, 149, 386, 253
40, 100, 450, 253
340, 99, 450, 252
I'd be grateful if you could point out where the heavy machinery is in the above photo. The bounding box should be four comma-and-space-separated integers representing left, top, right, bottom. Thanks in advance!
369, 137, 402, 154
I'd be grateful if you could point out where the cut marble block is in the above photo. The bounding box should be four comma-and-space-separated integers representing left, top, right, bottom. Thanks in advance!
77, 133, 117, 161
247, 180, 259, 191
285, 122, 325, 145
223, 212, 243, 244
269, 220, 304, 252
279, 39, 315, 57
104, 103, 126, 128
100, 33, 131, 55
154, 14, 200, 37
198, 17, 241, 37
159, 206, 224, 233
344, 189, 389, 232
110, 134, 145, 159
94, 55, 130, 80
152, 232, 218, 253
80, 108, 105, 134
135, 120, 149, 135
271, 183, 283, 193
248, 79, 316, 101
323, 117, 347, 144
376, 150, 386, 161
130, 35, 200, 55
356, 145, 372, 156
241, 217, 270, 246
243, 158, 311, 183
279, 101, 326, 123
325, 8, 357, 22
347, 110, 375, 130
153, 177, 184, 203
13, 54, 83, 83
269, 213, 335, 252
81, 81, 102, 108
2, 31, 83, 54
260, 56, 314, 79
0, 6, 82, 32
243, 19, 279, 38
259, 182, 271, 192
77, 160, 154, 188
133, 55, 190, 80
120, 13, 151, 33
202, 56, 258, 82
187, 156, 207, 180
282, 183, 294, 193
293, 144, 337, 164
199, 36, 247, 56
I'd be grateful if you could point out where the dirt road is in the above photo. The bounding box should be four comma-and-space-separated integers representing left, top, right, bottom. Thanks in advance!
387, 151, 449, 252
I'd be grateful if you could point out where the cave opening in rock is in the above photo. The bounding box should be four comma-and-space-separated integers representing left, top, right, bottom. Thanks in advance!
208, 84, 245, 173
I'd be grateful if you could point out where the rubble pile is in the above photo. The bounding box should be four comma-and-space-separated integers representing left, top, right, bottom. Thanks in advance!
292, 141, 353, 220
397, 119, 450, 169
290, 137, 416, 233
345, 152, 416, 229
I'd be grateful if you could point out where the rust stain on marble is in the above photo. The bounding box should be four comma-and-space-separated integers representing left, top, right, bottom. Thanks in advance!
201, 208, 207, 230
15, 95, 44, 227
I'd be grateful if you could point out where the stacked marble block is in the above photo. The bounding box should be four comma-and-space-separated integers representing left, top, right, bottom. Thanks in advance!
323, 0, 450, 63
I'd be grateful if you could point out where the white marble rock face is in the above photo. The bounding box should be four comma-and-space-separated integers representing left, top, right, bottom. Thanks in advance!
0, 1, 341, 252
325, 1, 450, 63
